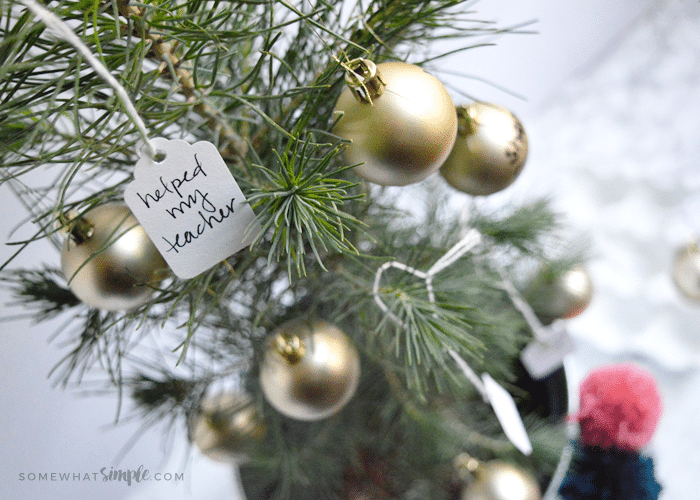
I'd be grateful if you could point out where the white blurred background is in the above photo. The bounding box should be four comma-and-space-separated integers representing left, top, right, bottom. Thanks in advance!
2, 0, 700, 499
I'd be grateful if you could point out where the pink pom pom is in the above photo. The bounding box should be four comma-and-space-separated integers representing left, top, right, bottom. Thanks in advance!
575, 363, 662, 451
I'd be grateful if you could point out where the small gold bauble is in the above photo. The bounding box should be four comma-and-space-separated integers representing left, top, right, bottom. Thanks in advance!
334, 59, 458, 186
60, 204, 168, 311
456, 456, 541, 500
440, 102, 528, 196
190, 392, 266, 463
259, 318, 361, 421
672, 241, 700, 303
524, 264, 593, 325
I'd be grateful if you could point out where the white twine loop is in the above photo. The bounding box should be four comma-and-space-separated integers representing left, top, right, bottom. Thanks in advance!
373, 229, 489, 396
19, 0, 158, 160
372, 227, 562, 403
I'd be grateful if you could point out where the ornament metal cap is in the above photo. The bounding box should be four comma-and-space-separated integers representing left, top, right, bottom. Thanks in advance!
456, 104, 478, 136
344, 58, 386, 104
59, 209, 95, 245
672, 239, 700, 302
189, 391, 266, 463
454, 453, 481, 479
455, 454, 542, 500
272, 332, 306, 365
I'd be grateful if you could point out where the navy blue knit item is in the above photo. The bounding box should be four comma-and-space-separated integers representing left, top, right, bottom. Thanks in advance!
559, 445, 661, 500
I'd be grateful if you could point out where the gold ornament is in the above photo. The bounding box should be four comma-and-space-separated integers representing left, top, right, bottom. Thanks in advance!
672, 241, 700, 303
524, 264, 593, 324
190, 392, 266, 463
440, 102, 528, 196
60, 204, 168, 311
455, 455, 541, 500
259, 318, 361, 421
333, 59, 458, 186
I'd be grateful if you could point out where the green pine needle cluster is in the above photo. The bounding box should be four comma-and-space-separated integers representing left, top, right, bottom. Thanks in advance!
248, 135, 363, 276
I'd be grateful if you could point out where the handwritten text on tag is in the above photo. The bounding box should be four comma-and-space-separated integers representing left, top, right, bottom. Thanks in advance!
125, 138, 259, 279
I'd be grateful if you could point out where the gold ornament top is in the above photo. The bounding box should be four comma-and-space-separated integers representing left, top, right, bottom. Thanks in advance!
344, 58, 386, 104
455, 454, 542, 500
271, 332, 306, 365
59, 209, 96, 245
454, 453, 481, 479
672, 240, 700, 303
190, 392, 266, 463
334, 61, 458, 186
456, 105, 478, 137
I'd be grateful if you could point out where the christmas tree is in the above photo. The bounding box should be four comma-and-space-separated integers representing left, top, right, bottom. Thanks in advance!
0, 1, 586, 498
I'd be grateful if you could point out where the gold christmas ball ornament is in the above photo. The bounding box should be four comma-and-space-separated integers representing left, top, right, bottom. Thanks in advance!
259, 318, 361, 421
333, 59, 458, 186
455, 455, 541, 500
440, 102, 528, 196
524, 264, 593, 324
60, 204, 168, 311
672, 241, 700, 303
190, 392, 266, 463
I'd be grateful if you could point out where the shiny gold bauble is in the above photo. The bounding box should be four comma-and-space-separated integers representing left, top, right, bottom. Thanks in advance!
524, 264, 593, 325
672, 241, 700, 303
60, 204, 168, 311
333, 59, 457, 186
440, 102, 528, 196
190, 392, 266, 463
456, 455, 541, 500
259, 318, 361, 421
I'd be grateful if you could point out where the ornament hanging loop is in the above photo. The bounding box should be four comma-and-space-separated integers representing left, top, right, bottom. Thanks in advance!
344, 58, 386, 104
456, 104, 478, 136
272, 333, 306, 365
454, 453, 481, 480
58, 210, 94, 245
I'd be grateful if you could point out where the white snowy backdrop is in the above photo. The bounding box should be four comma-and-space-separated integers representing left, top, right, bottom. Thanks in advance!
523, 2, 700, 497
2, 0, 699, 499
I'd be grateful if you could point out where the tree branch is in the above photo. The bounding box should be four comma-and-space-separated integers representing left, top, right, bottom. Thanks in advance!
116, 0, 248, 163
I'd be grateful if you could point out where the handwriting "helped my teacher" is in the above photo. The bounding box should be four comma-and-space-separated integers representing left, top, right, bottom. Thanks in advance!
132, 154, 239, 253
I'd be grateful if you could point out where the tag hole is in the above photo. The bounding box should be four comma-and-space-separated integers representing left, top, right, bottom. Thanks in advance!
153, 150, 167, 163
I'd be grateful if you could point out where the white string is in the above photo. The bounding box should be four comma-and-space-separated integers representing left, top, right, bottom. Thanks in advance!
541, 428, 575, 500
373, 260, 427, 330
494, 265, 551, 344
373, 229, 489, 398
541, 355, 579, 500
372, 227, 563, 400
447, 348, 488, 400
425, 228, 482, 306
19, 0, 158, 160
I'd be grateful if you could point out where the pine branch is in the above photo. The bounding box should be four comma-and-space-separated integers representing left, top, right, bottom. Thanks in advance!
473, 199, 560, 254
248, 135, 363, 276
0, 267, 80, 320
115, 0, 249, 162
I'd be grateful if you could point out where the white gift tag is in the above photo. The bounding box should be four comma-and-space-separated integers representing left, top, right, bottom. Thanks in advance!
482, 373, 533, 456
125, 138, 259, 279
520, 322, 575, 379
